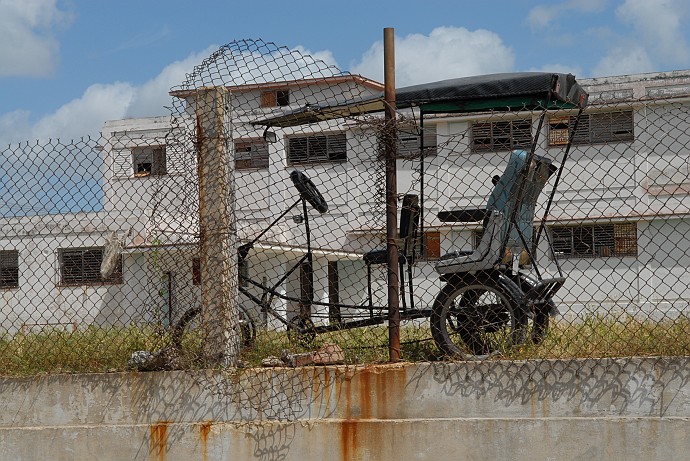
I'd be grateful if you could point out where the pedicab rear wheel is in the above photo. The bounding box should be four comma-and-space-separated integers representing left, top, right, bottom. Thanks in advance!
431, 274, 527, 357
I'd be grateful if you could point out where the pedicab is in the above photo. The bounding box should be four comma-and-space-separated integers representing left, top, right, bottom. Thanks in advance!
175, 72, 589, 357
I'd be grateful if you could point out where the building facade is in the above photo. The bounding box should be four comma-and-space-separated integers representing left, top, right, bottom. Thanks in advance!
2, 70, 690, 334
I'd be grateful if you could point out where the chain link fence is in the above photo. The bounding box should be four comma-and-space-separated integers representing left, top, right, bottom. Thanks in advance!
1, 40, 689, 396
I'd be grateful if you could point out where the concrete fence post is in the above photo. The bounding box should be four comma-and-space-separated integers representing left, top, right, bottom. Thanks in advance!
195, 86, 241, 366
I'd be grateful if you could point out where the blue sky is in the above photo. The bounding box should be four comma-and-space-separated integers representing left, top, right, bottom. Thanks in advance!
1, 0, 690, 145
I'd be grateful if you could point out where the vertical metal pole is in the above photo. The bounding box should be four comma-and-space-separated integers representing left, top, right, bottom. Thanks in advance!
384, 28, 401, 362
196, 86, 241, 367
419, 110, 425, 257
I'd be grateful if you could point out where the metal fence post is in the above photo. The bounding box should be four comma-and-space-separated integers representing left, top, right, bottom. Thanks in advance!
195, 86, 241, 367
384, 27, 401, 362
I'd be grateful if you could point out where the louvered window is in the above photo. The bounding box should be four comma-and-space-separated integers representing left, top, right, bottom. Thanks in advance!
59, 248, 122, 285
471, 119, 532, 152
396, 124, 437, 158
234, 139, 269, 170
287, 132, 347, 165
551, 223, 637, 259
548, 111, 634, 146
0, 250, 19, 289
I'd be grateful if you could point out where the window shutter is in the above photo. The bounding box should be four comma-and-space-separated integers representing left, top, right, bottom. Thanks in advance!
472, 122, 493, 152
552, 227, 573, 256
152, 147, 167, 175
287, 137, 309, 164
397, 135, 419, 158
571, 115, 590, 144
423, 125, 437, 155
235, 140, 269, 169
610, 112, 634, 141
551, 223, 637, 259
549, 117, 570, 146
327, 133, 347, 161
492, 121, 512, 150
471, 119, 532, 152
511, 120, 533, 149
614, 223, 638, 256
395, 125, 437, 158
287, 132, 347, 164
111, 149, 131, 178
260, 91, 277, 108
564, 111, 633, 145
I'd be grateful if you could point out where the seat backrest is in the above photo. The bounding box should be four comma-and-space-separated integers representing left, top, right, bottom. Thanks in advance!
485, 150, 555, 254
399, 194, 420, 258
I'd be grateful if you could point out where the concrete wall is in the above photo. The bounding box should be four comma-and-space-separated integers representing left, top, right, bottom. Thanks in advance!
1, 357, 689, 460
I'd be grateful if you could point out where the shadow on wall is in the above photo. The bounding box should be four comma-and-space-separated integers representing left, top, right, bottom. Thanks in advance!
1, 357, 689, 460
411, 357, 690, 417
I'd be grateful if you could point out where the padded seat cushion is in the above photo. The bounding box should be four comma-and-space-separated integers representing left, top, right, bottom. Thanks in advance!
363, 249, 388, 265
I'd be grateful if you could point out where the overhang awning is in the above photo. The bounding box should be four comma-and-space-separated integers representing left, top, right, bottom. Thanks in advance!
253, 72, 589, 128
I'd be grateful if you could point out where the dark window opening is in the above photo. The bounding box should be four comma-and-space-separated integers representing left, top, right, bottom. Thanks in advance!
133, 146, 166, 177
0, 250, 19, 289
276, 90, 290, 106
59, 247, 122, 285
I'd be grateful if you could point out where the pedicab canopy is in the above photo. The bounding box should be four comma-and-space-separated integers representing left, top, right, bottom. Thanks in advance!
253, 72, 589, 127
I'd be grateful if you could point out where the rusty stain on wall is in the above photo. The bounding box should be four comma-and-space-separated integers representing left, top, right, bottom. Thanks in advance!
340, 419, 359, 461
150, 421, 170, 461
199, 421, 213, 461
337, 364, 409, 460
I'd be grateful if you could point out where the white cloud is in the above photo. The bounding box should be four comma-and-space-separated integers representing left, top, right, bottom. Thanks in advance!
0, 110, 31, 146
0, 83, 136, 146
351, 27, 515, 87
0, 0, 72, 77
125, 46, 218, 118
590, 0, 690, 77
526, 0, 606, 28
592, 45, 655, 77
616, 0, 690, 64
0, 43, 343, 145
0, 46, 222, 145
292, 46, 339, 70
36, 83, 136, 139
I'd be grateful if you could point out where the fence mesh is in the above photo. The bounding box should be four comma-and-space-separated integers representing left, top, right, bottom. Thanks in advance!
1, 39, 690, 415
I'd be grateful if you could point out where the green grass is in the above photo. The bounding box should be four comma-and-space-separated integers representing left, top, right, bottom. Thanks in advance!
0, 325, 161, 376
1, 315, 689, 377
507, 314, 690, 360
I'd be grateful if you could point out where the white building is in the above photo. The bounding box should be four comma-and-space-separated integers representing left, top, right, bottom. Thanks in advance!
2, 70, 690, 334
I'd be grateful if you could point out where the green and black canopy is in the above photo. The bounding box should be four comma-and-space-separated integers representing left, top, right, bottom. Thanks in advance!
254, 72, 588, 127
